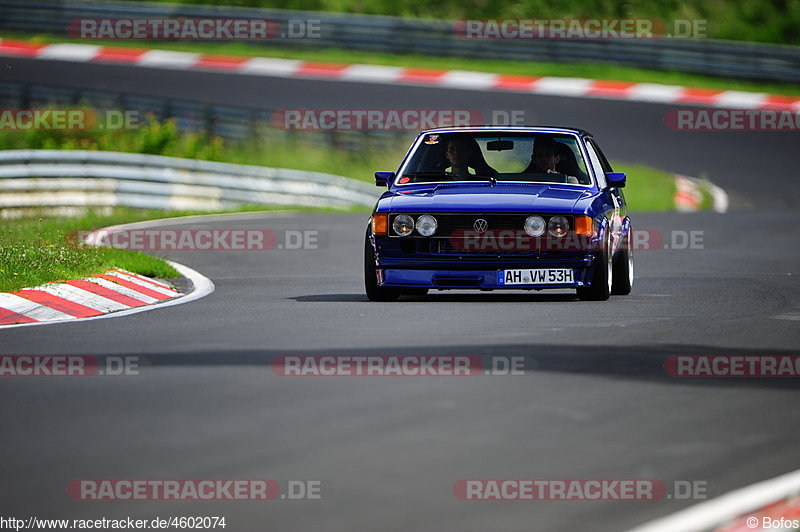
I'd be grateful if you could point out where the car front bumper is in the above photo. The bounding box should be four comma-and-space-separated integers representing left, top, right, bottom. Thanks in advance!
376, 256, 596, 290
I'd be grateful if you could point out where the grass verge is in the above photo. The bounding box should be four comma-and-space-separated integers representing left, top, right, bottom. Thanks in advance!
608, 161, 678, 212
7, 33, 800, 97
0, 209, 179, 293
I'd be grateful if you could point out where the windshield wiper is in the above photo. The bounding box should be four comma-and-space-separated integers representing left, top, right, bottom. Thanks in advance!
403, 171, 448, 178
402, 172, 497, 186
470, 174, 497, 186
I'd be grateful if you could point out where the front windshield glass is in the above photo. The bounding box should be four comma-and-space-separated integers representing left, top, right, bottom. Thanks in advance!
396, 132, 592, 186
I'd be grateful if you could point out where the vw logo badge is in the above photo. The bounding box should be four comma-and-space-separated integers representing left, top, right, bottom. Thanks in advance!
473, 218, 488, 233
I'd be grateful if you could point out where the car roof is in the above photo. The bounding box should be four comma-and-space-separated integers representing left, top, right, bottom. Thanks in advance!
419, 126, 594, 137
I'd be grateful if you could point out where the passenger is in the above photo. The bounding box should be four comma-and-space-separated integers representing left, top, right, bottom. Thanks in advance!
523, 137, 579, 183
445, 136, 497, 180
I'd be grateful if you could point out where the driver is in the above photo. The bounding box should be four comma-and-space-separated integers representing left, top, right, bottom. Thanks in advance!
445, 136, 497, 180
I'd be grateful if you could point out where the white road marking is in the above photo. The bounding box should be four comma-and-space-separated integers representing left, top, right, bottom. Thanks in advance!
82, 277, 159, 304
0, 293, 75, 321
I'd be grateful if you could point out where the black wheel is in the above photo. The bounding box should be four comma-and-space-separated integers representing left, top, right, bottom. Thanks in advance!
577, 235, 612, 301
364, 234, 400, 302
611, 229, 634, 295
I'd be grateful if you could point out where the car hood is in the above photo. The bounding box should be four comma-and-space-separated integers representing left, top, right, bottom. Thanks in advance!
382, 183, 592, 213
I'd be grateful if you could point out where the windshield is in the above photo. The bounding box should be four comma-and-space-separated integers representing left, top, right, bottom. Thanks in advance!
396, 132, 592, 186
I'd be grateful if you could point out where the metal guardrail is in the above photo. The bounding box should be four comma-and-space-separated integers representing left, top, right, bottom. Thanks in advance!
0, 149, 379, 215
0, 0, 799, 82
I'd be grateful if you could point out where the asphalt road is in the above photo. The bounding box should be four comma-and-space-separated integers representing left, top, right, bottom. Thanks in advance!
1, 57, 799, 531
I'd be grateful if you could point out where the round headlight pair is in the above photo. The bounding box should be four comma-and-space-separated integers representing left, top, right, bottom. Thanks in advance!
524, 215, 570, 237
392, 214, 437, 237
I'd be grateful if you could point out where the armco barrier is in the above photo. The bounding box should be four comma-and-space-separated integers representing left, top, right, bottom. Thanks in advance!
0, 150, 379, 215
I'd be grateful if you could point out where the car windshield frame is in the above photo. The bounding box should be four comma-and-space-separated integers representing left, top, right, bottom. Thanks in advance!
393, 130, 598, 190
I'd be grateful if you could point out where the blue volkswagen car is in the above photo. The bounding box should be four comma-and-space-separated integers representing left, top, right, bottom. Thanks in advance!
365, 126, 633, 301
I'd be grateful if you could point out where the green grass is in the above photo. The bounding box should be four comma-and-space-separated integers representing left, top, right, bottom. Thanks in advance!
108, 0, 800, 45
8, 32, 800, 97
0, 210, 179, 293
0, 112, 227, 159
610, 161, 679, 212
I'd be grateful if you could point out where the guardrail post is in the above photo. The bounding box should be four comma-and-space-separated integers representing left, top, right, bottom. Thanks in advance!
203, 104, 215, 138
19, 84, 31, 109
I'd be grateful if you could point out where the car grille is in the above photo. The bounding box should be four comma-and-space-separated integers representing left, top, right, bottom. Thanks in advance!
417, 239, 528, 255
435, 214, 529, 236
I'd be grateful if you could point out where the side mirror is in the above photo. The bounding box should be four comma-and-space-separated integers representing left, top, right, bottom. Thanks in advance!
375, 171, 395, 187
606, 172, 626, 188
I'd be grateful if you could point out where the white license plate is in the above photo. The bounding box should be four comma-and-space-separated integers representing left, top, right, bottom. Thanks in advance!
498, 268, 574, 285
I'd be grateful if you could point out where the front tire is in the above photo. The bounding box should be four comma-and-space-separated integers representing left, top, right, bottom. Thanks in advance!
611, 229, 634, 295
364, 234, 400, 302
577, 235, 612, 301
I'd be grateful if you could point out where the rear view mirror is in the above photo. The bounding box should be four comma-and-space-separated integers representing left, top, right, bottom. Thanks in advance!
487, 140, 514, 151
375, 171, 394, 187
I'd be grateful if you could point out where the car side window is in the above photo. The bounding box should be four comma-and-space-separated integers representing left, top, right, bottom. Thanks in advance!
588, 139, 613, 173
584, 140, 607, 189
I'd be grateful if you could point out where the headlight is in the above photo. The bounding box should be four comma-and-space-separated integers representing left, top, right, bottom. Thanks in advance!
392, 214, 415, 236
548, 215, 570, 237
524, 215, 546, 237
416, 215, 437, 237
